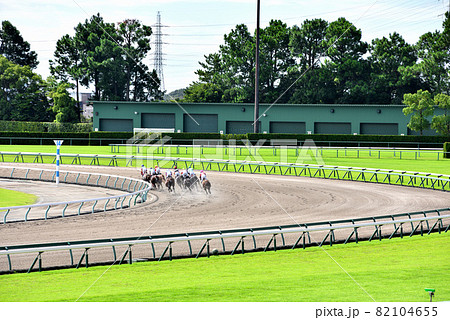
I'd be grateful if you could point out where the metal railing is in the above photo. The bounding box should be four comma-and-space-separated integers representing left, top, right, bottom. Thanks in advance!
0, 166, 152, 223
119, 139, 446, 149
1, 209, 448, 273
0, 137, 129, 146
0, 151, 449, 192
109, 143, 445, 160
0, 136, 445, 148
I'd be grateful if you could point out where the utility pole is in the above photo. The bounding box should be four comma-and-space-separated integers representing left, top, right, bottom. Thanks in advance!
254, 0, 260, 133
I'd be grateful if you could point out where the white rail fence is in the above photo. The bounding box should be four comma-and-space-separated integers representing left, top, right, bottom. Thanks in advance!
0, 212, 449, 273
1, 151, 449, 192
0, 166, 152, 223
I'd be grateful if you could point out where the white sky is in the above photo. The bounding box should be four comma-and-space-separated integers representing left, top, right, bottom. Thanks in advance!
0, 0, 448, 93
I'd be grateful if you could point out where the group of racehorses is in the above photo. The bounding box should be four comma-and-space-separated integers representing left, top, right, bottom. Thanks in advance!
142, 172, 211, 195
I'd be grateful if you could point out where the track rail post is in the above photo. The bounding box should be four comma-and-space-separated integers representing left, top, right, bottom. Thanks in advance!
27, 252, 43, 273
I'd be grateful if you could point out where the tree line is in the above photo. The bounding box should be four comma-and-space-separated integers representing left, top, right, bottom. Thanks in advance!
0, 14, 162, 123
183, 14, 450, 106
1, 12, 449, 134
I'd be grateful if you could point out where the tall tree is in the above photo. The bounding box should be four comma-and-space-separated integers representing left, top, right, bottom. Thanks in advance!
95, 38, 127, 101
288, 18, 334, 104
117, 19, 154, 101
51, 14, 161, 102
288, 67, 336, 104
196, 53, 225, 85
0, 20, 38, 69
187, 21, 296, 104
324, 17, 367, 63
403, 89, 434, 135
324, 17, 369, 104
290, 18, 328, 71
73, 13, 119, 100
220, 24, 255, 102
132, 66, 163, 101
184, 82, 224, 103
431, 93, 450, 136
369, 32, 421, 104
186, 24, 254, 103
47, 78, 78, 123
259, 20, 295, 103
0, 56, 52, 121
400, 12, 450, 96
50, 34, 83, 121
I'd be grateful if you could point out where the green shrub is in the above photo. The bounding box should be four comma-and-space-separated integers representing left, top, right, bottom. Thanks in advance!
0, 131, 90, 145
162, 132, 221, 145
47, 123, 92, 133
88, 131, 134, 146
88, 131, 134, 139
0, 121, 92, 133
0, 121, 46, 132
444, 142, 450, 159
245, 133, 448, 148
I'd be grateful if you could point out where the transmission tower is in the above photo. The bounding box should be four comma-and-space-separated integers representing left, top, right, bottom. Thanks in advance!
153, 11, 165, 92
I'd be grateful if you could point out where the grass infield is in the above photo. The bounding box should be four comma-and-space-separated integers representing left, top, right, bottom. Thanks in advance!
0, 188, 37, 207
0, 232, 448, 302
0, 145, 449, 175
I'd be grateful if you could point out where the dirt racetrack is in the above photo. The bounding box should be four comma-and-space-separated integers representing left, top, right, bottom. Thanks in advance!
1, 163, 450, 272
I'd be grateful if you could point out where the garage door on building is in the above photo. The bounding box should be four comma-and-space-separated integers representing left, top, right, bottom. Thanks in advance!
314, 122, 351, 134
99, 119, 133, 132
226, 121, 259, 134
270, 121, 306, 134
141, 113, 175, 129
183, 114, 218, 133
360, 123, 398, 135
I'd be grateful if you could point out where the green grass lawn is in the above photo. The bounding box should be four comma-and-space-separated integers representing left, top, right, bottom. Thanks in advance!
0, 188, 37, 207
1, 144, 449, 175
0, 232, 448, 302
0, 144, 449, 302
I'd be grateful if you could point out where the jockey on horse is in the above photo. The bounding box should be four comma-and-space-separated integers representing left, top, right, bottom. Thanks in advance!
165, 168, 175, 192
140, 165, 149, 180
199, 170, 211, 194
199, 170, 207, 182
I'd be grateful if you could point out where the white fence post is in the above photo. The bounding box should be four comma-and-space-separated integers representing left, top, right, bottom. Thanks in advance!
53, 140, 64, 185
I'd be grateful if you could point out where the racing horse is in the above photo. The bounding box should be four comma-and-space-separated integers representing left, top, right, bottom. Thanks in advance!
202, 179, 211, 195
184, 175, 200, 191
144, 174, 165, 190
175, 174, 184, 190
165, 176, 175, 192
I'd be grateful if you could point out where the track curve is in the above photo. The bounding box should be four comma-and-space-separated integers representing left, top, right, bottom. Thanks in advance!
1, 163, 449, 248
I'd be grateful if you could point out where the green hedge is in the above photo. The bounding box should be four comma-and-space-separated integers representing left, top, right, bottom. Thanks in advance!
0, 131, 135, 146
444, 142, 450, 159
47, 122, 92, 133
163, 132, 221, 140
0, 130, 448, 148
0, 121, 92, 133
88, 131, 133, 139
245, 133, 448, 147
88, 131, 134, 146
89, 132, 223, 145
0, 131, 90, 145
0, 121, 46, 132
162, 132, 221, 144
